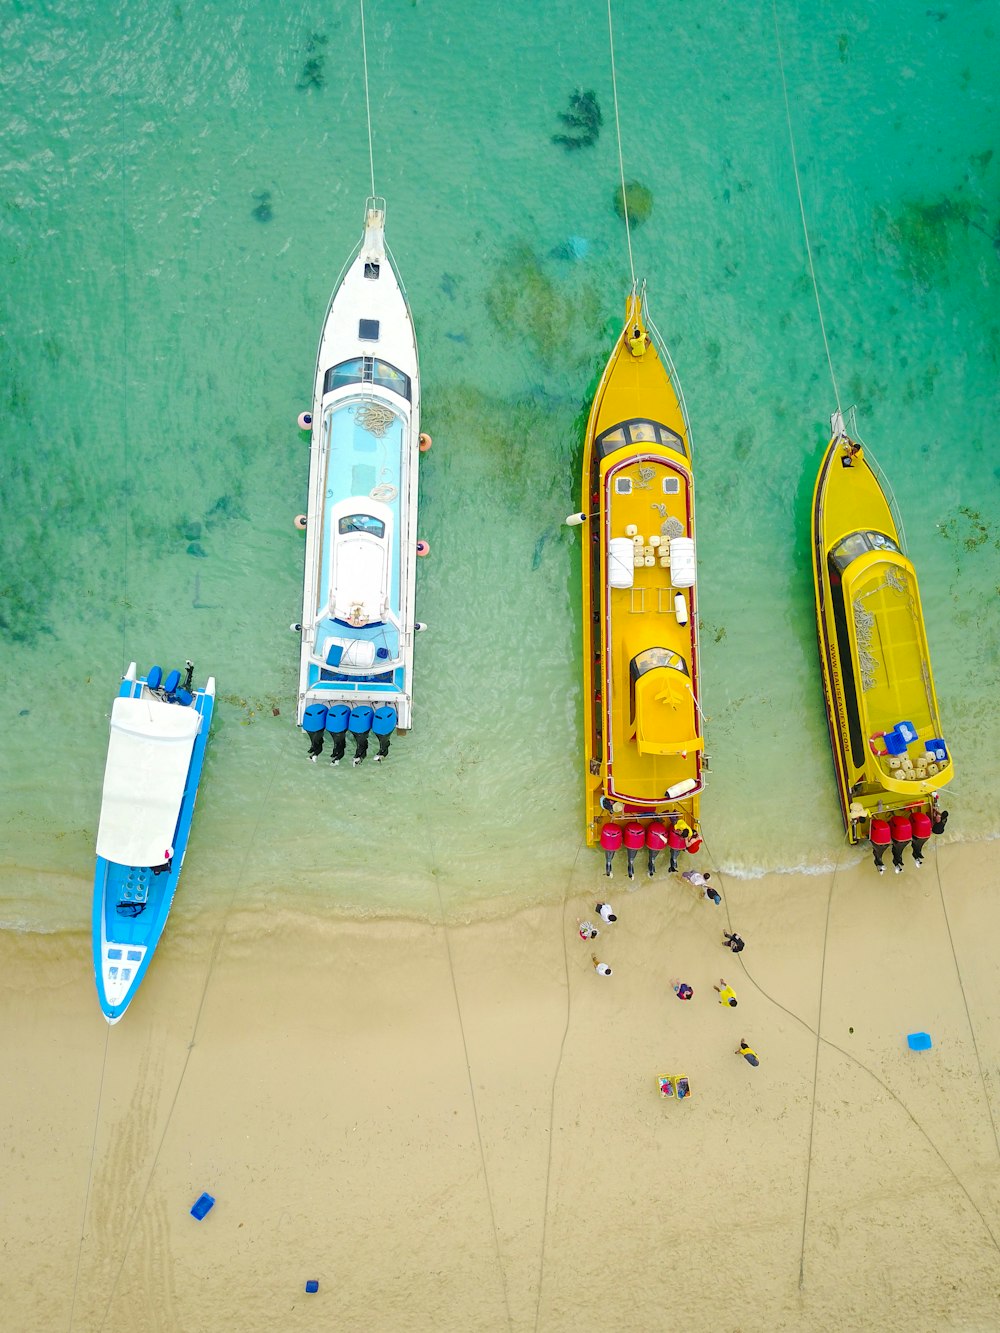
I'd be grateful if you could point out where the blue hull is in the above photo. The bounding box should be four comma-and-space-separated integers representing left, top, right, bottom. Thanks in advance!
92, 669, 214, 1022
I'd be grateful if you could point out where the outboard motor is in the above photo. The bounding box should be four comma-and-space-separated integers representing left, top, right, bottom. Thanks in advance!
599, 823, 623, 879
163, 668, 181, 700
325, 704, 351, 766
623, 821, 646, 880
348, 705, 375, 767
372, 705, 397, 762
147, 665, 164, 692
303, 703, 329, 735
645, 820, 668, 877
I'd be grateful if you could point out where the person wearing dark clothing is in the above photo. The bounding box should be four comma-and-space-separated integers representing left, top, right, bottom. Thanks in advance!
911, 809, 932, 866
890, 812, 912, 875
932, 809, 949, 836
723, 932, 745, 954
869, 817, 891, 874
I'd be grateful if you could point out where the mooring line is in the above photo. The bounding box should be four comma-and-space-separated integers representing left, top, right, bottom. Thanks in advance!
606, 0, 636, 288
703, 838, 1000, 1261
359, 0, 376, 198
771, 0, 842, 418
934, 851, 1000, 1163
796, 859, 838, 1290
532, 843, 585, 1333
96, 754, 282, 1330
66, 1023, 112, 1333
428, 839, 514, 1333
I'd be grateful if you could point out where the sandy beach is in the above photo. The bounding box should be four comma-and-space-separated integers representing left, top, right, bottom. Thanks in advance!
3, 838, 999, 1332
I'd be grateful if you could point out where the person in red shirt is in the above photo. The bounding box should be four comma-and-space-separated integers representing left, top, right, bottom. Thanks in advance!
911, 809, 932, 866
869, 818, 891, 875
890, 812, 912, 875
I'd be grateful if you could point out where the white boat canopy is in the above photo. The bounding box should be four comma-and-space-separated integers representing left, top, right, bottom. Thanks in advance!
95, 696, 202, 867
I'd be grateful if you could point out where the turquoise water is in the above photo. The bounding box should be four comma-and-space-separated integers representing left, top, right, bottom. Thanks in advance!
2, 1, 998, 933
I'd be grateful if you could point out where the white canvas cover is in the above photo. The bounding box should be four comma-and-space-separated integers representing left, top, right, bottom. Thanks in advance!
95, 696, 201, 867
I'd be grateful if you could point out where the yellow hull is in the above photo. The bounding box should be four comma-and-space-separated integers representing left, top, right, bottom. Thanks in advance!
580, 290, 703, 848
811, 433, 954, 842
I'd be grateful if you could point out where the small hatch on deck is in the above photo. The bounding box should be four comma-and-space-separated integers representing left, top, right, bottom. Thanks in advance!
662, 477, 680, 494
364, 261, 380, 279
614, 477, 632, 494
359, 319, 380, 341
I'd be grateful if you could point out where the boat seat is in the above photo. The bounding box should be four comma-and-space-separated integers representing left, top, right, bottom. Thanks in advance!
320, 636, 377, 669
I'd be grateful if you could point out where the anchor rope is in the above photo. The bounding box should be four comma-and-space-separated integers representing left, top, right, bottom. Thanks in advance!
771, 0, 842, 419
66, 1025, 112, 1333
359, 0, 376, 198
426, 832, 514, 1332
701, 832, 1000, 1272
96, 753, 283, 1329
532, 842, 586, 1333
606, 0, 635, 288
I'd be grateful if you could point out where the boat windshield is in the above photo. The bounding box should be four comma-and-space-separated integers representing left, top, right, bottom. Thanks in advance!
630, 647, 690, 681
324, 358, 411, 401
597, 419, 685, 459
830, 530, 901, 573
338, 513, 385, 538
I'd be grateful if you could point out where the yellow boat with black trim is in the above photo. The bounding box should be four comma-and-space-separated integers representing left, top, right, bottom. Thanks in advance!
811, 416, 954, 842
577, 284, 704, 855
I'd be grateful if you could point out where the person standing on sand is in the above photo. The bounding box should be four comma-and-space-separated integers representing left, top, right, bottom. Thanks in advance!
736, 1040, 759, 1066
723, 931, 745, 954
596, 902, 617, 923
578, 920, 599, 940
714, 979, 738, 1007
932, 808, 949, 836
671, 980, 693, 1000
592, 955, 612, 977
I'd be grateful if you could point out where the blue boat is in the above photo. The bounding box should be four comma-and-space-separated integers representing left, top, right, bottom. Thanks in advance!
295, 198, 426, 766
92, 661, 215, 1022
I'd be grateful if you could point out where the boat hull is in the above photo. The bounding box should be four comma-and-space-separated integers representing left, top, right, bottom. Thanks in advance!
811, 433, 953, 842
297, 198, 421, 736
581, 289, 703, 848
92, 664, 215, 1022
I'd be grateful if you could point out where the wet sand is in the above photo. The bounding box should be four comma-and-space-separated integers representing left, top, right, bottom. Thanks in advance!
2, 838, 999, 1331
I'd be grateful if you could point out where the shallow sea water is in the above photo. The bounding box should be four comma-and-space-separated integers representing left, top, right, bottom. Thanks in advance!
1, 1, 998, 933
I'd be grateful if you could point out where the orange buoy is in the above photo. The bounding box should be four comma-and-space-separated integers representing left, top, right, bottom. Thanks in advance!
418, 432, 432, 453
294, 514, 307, 530
416, 539, 430, 557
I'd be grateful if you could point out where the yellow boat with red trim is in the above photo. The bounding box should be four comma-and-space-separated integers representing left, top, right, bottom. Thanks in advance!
577, 285, 704, 866
811, 418, 954, 843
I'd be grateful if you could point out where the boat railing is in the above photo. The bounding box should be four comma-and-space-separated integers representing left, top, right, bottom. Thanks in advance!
840, 407, 909, 555
643, 293, 694, 448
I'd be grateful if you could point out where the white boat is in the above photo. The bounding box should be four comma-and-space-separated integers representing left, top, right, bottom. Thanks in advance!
295, 197, 425, 764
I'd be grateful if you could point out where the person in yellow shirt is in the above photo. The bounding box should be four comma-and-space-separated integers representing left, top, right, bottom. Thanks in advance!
714, 979, 737, 1008
736, 1040, 759, 1067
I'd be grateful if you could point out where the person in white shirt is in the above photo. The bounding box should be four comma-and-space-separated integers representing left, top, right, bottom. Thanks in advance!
591, 955, 613, 977
596, 901, 617, 923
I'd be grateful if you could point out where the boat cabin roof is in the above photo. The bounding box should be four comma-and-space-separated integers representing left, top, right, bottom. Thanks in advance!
96, 696, 201, 867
